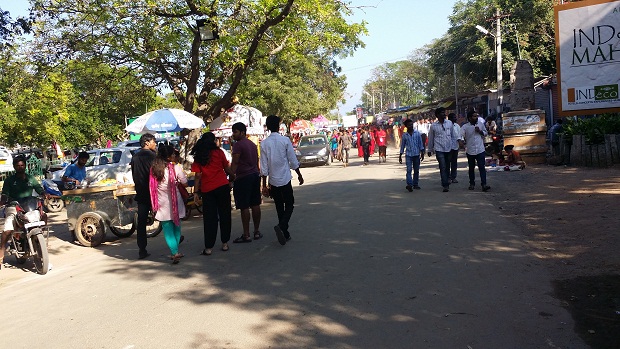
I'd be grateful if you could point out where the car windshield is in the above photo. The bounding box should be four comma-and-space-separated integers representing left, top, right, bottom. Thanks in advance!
299, 137, 325, 147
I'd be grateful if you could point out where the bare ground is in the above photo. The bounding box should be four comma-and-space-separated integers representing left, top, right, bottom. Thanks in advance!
485, 163, 620, 349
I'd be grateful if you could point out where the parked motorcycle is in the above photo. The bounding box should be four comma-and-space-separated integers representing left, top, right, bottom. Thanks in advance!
484, 134, 502, 156
3, 197, 50, 275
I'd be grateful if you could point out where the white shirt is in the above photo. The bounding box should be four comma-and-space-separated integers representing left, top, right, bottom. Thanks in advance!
427, 120, 456, 153
451, 122, 462, 150
460, 121, 488, 155
260, 132, 300, 187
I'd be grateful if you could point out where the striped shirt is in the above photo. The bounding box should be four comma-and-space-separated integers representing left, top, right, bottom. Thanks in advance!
427, 120, 457, 153
399, 130, 425, 157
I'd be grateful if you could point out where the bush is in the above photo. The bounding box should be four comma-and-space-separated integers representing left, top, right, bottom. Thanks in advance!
562, 113, 620, 145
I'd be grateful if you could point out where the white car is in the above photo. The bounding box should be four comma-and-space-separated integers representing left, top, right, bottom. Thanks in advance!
0, 147, 13, 173
51, 147, 140, 184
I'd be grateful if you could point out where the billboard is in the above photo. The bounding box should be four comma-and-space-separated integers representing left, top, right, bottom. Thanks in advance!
555, 0, 620, 116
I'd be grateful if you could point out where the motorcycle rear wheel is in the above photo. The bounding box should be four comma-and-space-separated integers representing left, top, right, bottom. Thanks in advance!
31, 232, 49, 275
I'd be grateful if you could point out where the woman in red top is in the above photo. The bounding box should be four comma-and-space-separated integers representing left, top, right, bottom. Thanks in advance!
191, 132, 235, 255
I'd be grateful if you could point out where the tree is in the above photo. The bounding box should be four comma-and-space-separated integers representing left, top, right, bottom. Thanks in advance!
0, 7, 32, 50
32, 0, 366, 124
426, 0, 555, 100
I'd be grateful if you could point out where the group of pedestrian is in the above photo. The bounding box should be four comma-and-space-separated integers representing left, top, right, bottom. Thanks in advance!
398, 107, 491, 193
131, 115, 304, 264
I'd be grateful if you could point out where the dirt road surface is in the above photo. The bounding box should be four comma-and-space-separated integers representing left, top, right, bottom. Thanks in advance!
0, 152, 594, 348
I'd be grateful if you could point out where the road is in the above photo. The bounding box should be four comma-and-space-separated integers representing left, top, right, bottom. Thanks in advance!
0, 151, 587, 349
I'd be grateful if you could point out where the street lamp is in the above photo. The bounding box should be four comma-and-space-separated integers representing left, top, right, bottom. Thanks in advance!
475, 9, 503, 115
363, 91, 375, 115
197, 19, 219, 41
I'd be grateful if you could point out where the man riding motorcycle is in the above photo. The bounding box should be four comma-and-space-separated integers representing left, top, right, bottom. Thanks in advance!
0, 156, 49, 270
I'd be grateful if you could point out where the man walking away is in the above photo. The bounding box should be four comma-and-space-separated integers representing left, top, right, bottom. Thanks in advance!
459, 110, 490, 192
360, 127, 371, 165
399, 119, 425, 192
130, 133, 157, 259
230, 122, 262, 243
447, 113, 462, 184
427, 107, 457, 192
339, 130, 353, 167
260, 115, 304, 246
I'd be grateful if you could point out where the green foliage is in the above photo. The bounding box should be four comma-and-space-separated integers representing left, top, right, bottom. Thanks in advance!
31, 0, 366, 122
562, 114, 620, 145
427, 0, 555, 99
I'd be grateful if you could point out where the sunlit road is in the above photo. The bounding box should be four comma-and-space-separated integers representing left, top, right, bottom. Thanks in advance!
0, 150, 586, 348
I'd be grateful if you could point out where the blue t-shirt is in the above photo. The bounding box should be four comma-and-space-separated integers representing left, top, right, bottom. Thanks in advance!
63, 163, 87, 182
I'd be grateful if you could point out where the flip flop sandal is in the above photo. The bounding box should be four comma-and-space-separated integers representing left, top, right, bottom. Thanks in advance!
221, 243, 229, 251
200, 249, 212, 256
233, 235, 252, 243
253, 231, 263, 240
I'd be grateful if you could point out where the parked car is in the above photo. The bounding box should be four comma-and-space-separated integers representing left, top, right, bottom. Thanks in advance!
294, 134, 331, 167
51, 147, 140, 185
0, 146, 13, 172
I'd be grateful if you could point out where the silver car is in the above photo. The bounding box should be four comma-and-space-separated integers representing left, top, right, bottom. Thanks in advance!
294, 134, 331, 167
0, 147, 13, 173
51, 147, 140, 184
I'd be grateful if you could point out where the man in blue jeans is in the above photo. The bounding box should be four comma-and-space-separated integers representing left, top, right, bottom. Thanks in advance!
427, 107, 457, 192
398, 119, 425, 192
460, 110, 491, 192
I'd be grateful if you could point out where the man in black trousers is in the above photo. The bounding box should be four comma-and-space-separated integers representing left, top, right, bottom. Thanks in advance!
130, 133, 157, 259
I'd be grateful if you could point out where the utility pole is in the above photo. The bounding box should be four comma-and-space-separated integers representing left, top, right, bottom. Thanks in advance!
495, 8, 503, 115
453, 64, 458, 116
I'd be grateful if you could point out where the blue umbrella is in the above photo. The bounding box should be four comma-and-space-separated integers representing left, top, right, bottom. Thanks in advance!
125, 108, 206, 134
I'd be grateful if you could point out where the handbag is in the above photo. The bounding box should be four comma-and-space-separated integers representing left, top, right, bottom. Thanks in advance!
177, 182, 190, 202
174, 164, 189, 202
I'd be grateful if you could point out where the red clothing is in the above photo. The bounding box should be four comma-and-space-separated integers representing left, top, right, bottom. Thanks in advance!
191, 149, 230, 193
376, 130, 387, 147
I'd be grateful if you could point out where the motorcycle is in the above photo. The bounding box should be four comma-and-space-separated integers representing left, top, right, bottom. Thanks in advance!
3, 197, 50, 275
484, 133, 502, 156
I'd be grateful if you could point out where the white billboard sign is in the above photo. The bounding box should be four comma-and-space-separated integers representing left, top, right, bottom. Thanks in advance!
555, 0, 620, 116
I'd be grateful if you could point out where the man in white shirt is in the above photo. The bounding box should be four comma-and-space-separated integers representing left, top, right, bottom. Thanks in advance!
459, 110, 491, 192
427, 107, 457, 192
447, 113, 462, 184
260, 115, 304, 245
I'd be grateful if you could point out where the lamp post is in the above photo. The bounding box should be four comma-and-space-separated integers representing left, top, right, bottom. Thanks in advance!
197, 19, 219, 41
363, 91, 375, 115
475, 8, 503, 115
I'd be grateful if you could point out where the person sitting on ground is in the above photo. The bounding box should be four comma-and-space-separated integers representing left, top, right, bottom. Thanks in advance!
501, 145, 526, 169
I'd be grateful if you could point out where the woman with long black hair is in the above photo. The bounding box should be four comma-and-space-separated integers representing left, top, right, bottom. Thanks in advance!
191, 132, 235, 255
149, 144, 187, 264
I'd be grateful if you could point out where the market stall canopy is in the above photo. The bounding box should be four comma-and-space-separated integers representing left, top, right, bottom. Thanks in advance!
311, 115, 329, 128
290, 119, 314, 133
125, 108, 205, 135
209, 104, 264, 137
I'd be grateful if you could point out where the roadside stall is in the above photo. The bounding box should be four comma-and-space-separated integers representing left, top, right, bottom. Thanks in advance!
63, 183, 162, 247
209, 103, 265, 138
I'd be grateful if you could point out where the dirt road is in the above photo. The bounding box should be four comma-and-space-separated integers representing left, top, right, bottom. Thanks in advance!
0, 153, 588, 348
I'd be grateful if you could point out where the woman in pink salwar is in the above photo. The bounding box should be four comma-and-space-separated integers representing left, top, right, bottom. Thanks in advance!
149, 144, 188, 264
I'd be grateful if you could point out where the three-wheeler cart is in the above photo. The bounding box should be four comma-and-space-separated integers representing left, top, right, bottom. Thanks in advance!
63, 184, 161, 247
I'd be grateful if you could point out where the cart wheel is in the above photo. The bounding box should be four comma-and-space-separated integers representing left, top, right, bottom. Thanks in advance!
145, 220, 162, 238
45, 197, 65, 212
75, 212, 106, 247
109, 220, 136, 238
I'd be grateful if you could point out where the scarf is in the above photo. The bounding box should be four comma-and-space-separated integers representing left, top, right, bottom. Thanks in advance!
149, 162, 180, 226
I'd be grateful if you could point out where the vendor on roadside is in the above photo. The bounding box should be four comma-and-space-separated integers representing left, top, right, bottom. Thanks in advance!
500, 145, 526, 169
62, 151, 89, 189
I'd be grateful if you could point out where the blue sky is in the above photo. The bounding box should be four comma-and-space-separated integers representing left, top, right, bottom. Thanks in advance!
336, 0, 460, 115
1, 0, 460, 116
